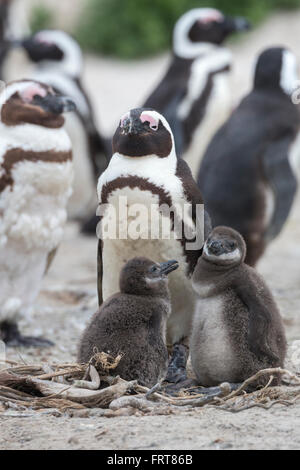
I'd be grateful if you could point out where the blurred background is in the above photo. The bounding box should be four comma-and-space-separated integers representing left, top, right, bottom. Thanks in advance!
16, 0, 300, 136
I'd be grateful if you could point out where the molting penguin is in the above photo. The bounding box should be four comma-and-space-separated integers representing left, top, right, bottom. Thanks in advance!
191, 226, 287, 388
97, 107, 211, 382
198, 47, 300, 266
0, 79, 75, 347
143, 8, 250, 177
12, 29, 108, 220
78, 257, 179, 387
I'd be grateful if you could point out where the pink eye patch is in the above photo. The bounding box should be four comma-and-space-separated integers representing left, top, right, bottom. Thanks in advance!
140, 112, 159, 130
21, 84, 47, 103
198, 12, 223, 24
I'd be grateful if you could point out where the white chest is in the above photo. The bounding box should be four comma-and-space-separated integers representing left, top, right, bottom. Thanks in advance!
191, 294, 235, 385
101, 185, 189, 301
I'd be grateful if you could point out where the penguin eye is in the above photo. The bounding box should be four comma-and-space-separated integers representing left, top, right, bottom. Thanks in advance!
229, 241, 235, 249
140, 113, 159, 131
150, 265, 159, 273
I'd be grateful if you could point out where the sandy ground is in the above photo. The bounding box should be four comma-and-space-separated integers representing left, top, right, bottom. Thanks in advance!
2, 10, 300, 450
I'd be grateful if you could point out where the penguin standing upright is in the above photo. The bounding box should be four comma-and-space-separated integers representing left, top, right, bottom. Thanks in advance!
191, 226, 287, 387
96, 107, 211, 382
0, 79, 75, 346
9, 30, 108, 220
144, 8, 250, 177
198, 47, 300, 266
79, 257, 179, 387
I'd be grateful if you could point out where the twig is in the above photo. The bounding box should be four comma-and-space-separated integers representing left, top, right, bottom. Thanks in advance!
222, 368, 300, 402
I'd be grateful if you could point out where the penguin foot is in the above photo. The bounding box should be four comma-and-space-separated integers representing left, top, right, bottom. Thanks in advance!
185, 382, 242, 397
0, 322, 54, 348
165, 343, 189, 383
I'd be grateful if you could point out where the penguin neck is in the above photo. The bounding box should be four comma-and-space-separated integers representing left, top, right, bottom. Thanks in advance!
192, 256, 241, 297
0, 121, 71, 156
36, 59, 80, 78
173, 40, 230, 62
98, 149, 178, 195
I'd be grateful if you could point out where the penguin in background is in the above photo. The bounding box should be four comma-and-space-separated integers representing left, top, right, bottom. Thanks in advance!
8, 29, 108, 221
0, 79, 75, 347
198, 47, 300, 266
97, 107, 211, 383
191, 226, 287, 388
143, 8, 250, 177
79, 257, 179, 387
0, 0, 30, 78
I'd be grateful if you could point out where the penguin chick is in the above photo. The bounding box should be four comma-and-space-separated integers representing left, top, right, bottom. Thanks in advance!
13, 29, 108, 220
144, 8, 250, 176
0, 79, 75, 347
191, 226, 287, 388
78, 257, 179, 387
198, 47, 300, 265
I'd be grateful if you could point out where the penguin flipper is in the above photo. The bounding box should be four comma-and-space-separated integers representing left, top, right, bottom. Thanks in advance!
262, 137, 298, 241
97, 239, 103, 306
233, 274, 280, 364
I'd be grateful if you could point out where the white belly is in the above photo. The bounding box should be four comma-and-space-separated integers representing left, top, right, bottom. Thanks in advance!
183, 74, 231, 178
191, 295, 236, 385
101, 186, 196, 344
0, 159, 73, 322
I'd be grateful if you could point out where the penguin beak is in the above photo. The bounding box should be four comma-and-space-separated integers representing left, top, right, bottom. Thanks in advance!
159, 260, 179, 275
32, 94, 76, 114
232, 16, 251, 32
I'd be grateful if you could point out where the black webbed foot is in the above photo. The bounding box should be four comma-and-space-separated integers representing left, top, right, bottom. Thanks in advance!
165, 343, 189, 383
0, 322, 54, 348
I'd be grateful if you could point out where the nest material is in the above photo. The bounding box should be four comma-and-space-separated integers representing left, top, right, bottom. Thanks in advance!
0, 354, 300, 417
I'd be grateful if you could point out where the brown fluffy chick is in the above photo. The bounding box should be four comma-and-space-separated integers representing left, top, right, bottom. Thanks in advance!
78, 257, 179, 387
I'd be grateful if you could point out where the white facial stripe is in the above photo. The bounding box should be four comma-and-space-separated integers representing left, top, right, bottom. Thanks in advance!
204, 243, 241, 261
280, 49, 299, 96
0, 80, 44, 109
139, 109, 174, 143
173, 8, 223, 59
33, 30, 82, 77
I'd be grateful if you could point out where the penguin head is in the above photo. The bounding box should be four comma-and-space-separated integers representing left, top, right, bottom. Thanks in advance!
173, 8, 251, 58
119, 257, 179, 297
19, 30, 82, 77
254, 47, 299, 96
112, 108, 175, 158
0, 79, 76, 127
202, 226, 246, 266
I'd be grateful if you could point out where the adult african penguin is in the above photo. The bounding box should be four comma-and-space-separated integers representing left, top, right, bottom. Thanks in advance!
97, 107, 211, 383
8, 29, 108, 220
198, 47, 300, 266
79, 257, 179, 387
0, 79, 75, 347
143, 8, 250, 177
191, 226, 287, 388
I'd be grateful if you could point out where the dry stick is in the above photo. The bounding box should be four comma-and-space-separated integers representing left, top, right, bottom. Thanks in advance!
36, 368, 84, 380
221, 368, 300, 402
218, 394, 300, 413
